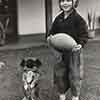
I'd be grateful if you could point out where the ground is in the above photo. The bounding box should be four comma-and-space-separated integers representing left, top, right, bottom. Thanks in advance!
0, 40, 100, 100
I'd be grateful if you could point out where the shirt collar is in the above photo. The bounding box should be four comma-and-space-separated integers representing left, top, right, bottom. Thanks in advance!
61, 9, 76, 20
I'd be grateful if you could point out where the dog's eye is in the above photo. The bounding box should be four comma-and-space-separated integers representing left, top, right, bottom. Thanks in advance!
35, 59, 42, 67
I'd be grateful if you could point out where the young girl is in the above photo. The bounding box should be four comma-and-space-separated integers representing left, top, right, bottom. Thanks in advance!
47, 0, 88, 100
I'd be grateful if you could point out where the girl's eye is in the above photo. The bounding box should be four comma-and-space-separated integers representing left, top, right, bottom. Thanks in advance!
61, 0, 72, 2
67, 0, 72, 1
60, 0, 64, 2
60, 0, 72, 3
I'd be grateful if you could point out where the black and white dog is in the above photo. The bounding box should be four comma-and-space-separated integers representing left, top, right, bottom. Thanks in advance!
20, 57, 42, 100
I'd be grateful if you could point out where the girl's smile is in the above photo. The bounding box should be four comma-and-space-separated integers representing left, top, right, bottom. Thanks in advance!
60, 0, 73, 12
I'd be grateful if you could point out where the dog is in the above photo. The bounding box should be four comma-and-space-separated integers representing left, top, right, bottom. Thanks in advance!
20, 57, 42, 100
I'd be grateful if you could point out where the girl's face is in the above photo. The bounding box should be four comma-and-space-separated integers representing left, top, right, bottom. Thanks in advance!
60, 0, 74, 12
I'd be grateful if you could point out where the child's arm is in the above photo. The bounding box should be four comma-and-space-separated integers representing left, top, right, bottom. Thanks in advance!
47, 12, 61, 38
47, 21, 57, 38
76, 19, 88, 47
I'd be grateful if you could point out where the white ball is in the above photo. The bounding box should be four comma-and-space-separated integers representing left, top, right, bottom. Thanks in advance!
49, 33, 77, 51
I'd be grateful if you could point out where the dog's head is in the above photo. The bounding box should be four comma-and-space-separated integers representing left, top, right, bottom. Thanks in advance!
20, 57, 42, 70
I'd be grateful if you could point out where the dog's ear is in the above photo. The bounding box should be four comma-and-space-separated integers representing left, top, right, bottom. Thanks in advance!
35, 59, 42, 67
20, 59, 26, 67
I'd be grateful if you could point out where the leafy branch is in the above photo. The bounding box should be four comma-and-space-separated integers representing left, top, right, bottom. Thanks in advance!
87, 10, 96, 31
0, 17, 10, 33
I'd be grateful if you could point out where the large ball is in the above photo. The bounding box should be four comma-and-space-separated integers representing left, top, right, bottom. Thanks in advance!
48, 33, 77, 51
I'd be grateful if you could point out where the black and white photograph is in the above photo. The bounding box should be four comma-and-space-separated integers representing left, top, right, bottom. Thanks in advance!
0, 0, 100, 100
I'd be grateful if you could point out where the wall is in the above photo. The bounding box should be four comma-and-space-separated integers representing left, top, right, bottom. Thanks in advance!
52, 0, 100, 29
17, 0, 100, 35
17, 0, 45, 35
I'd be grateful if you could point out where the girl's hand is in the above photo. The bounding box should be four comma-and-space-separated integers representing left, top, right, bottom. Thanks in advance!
47, 35, 53, 43
72, 44, 82, 52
